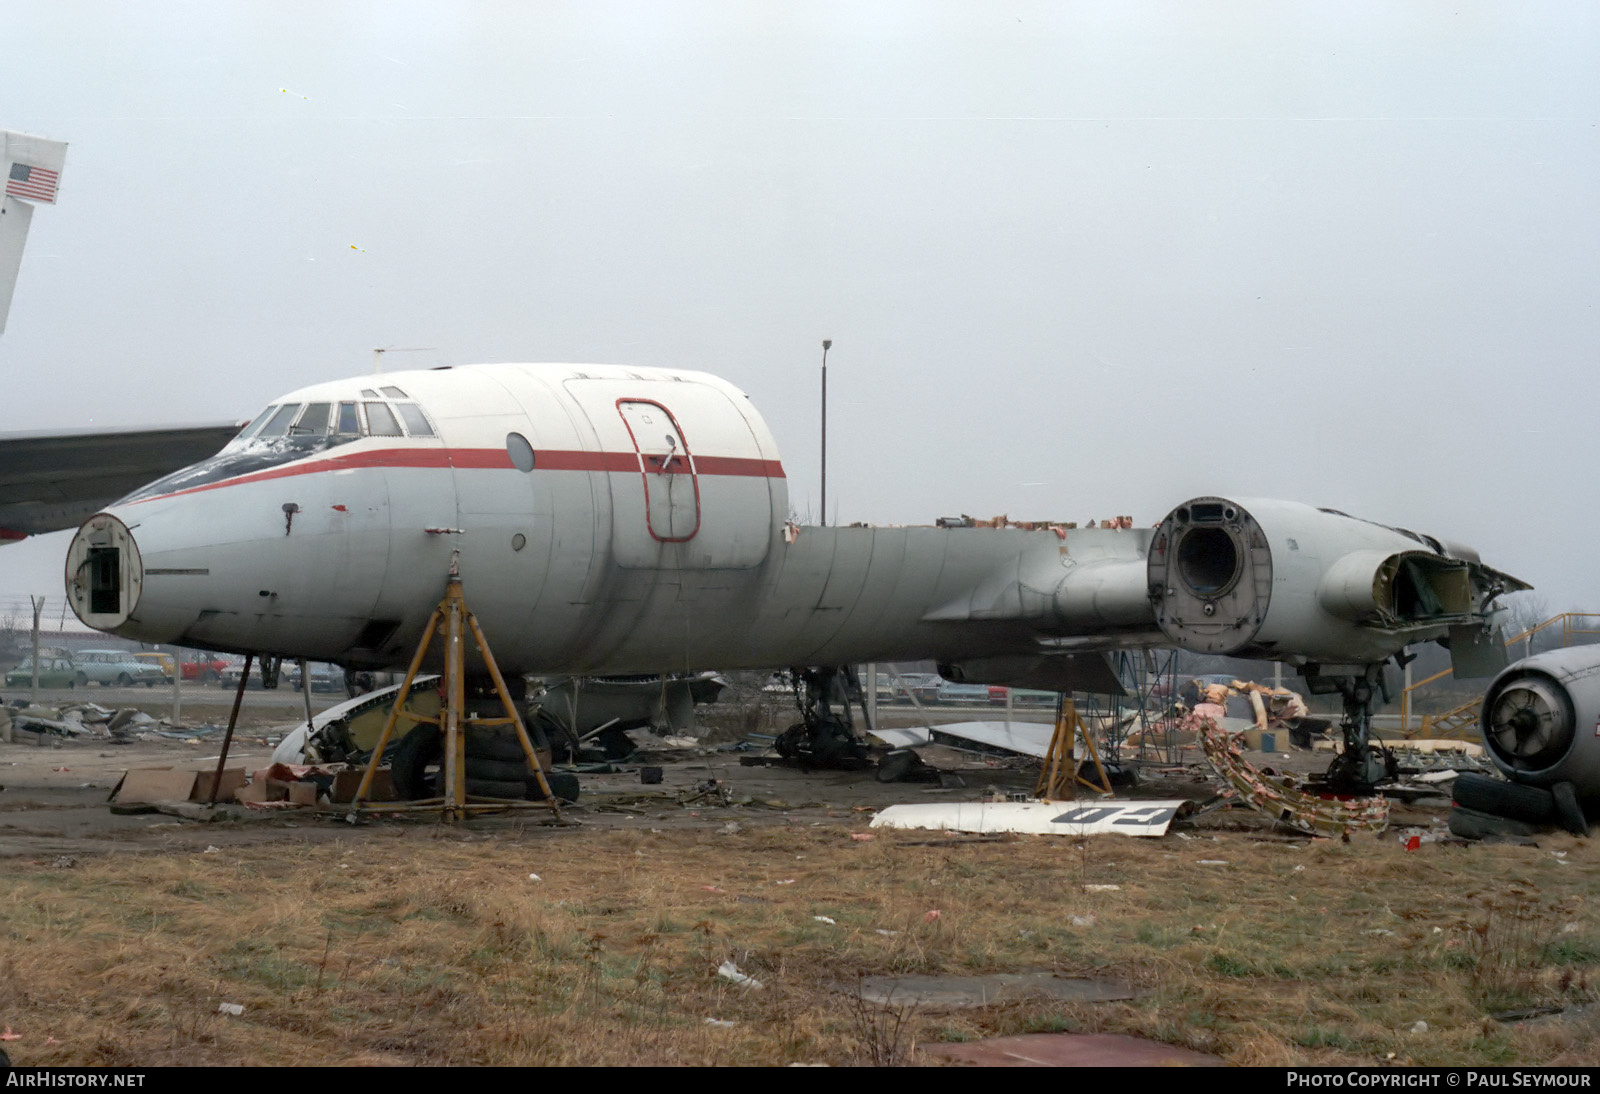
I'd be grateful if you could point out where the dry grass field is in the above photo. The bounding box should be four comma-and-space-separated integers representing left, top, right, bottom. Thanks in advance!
0, 818, 1595, 1066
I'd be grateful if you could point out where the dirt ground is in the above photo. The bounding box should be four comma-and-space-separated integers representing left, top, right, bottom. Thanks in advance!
2, 707, 1597, 1067
0, 697, 1457, 856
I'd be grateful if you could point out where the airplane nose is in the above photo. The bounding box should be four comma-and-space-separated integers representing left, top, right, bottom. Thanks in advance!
65, 512, 144, 631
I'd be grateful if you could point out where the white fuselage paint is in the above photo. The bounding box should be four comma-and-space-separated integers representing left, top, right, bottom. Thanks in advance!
70, 363, 1519, 680
78, 364, 1151, 675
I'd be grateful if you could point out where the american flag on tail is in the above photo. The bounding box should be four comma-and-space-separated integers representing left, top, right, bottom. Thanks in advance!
6, 161, 60, 204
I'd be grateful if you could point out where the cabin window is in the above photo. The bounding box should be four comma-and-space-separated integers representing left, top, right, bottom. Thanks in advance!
506, 432, 535, 471
379, 386, 409, 398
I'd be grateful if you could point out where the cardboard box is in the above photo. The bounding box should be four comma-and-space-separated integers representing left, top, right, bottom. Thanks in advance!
234, 778, 271, 804
193, 768, 246, 803
288, 781, 318, 806
111, 767, 199, 804
332, 768, 397, 803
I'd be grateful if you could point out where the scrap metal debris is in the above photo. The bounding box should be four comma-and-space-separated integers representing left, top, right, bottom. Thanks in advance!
1189, 711, 1388, 837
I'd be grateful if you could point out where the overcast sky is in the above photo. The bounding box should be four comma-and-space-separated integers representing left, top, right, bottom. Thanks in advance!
2, 1, 1596, 620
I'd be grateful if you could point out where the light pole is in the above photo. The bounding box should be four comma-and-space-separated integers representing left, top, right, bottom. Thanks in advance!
820, 339, 832, 526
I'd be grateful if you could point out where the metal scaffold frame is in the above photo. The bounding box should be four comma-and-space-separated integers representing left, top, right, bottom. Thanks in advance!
350, 562, 563, 822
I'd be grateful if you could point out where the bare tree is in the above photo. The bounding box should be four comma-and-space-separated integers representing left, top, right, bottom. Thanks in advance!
1497, 591, 1553, 657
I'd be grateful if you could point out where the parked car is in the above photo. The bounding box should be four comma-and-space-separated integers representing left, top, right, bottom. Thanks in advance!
290, 662, 346, 692
5, 656, 81, 689
73, 649, 166, 687
936, 682, 991, 705
218, 659, 275, 690
133, 653, 175, 683
181, 655, 229, 683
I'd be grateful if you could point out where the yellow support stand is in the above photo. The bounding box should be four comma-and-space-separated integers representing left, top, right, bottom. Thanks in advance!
1035, 699, 1114, 801
352, 560, 562, 822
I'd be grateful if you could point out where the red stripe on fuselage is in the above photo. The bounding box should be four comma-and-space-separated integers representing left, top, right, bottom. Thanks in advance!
130, 446, 785, 505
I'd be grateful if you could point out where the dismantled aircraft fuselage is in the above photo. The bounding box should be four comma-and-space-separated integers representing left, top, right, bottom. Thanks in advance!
65, 364, 1524, 706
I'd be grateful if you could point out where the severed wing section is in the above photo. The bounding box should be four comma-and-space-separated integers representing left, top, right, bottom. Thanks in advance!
0, 423, 241, 543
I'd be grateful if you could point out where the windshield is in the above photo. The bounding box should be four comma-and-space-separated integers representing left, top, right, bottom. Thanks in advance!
120, 387, 442, 503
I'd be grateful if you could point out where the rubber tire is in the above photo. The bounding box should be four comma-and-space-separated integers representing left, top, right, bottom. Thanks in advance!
876, 749, 918, 783
116, 674, 131, 686
465, 778, 528, 800
465, 756, 533, 782
76, 673, 87, 687
464, 723, 549, 762
531, 772, 580, 803
1448, 805, 1542, 840
1452, 772, 1556, 825
1552, 782, 1590, 837
389, 725, 443, 800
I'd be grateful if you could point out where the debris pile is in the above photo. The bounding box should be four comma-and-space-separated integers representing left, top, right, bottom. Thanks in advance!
2, 699, 217, 745
1189, 711, 1389, 837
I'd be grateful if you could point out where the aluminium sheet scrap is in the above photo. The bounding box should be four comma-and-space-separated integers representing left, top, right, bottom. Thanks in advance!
870, 799, 1191, 837
925, 720, 1054, 758
866, 726, 931, 749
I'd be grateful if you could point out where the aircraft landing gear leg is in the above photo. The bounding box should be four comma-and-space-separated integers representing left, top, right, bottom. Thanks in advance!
774, 666, 870, 771
1303, 663, 1397, 794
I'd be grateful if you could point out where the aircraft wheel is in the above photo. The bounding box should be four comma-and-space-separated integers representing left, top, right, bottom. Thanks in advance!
1448, 805, 1541, 841
1552, 782, 1590, 837
1452, 772, 1556, 825
76, 673, 87, 687
389, 725, 442, 800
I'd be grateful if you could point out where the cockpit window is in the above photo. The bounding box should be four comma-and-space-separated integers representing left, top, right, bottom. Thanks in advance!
237, 406, 276, 440
257, 404, 303, 437
291, 403, 332, 436
120, 386, 444, 506
365, 402, 402, 436
396, 404, 434, 437
360, 389, 379, 397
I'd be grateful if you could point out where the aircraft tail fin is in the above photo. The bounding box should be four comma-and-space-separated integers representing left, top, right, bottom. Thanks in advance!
0, 130, 68, 333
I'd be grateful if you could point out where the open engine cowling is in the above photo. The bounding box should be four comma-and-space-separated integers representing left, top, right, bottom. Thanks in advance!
1147, 496, 1523, 666
1479, 647, 1600, 805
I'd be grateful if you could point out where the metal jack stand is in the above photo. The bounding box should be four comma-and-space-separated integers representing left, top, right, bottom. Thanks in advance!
1035, 698, 1113, 800
352, 559, 563, 822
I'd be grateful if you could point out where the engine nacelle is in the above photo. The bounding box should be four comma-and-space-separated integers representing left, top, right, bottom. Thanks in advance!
1479, 647, 1600, 806
1147, 496, 1523, 665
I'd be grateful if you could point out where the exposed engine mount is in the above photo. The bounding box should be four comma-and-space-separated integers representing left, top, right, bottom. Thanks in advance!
1148, 496, 1525, 666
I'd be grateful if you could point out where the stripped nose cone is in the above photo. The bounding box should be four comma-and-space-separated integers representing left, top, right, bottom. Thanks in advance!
66, 513, 143, 632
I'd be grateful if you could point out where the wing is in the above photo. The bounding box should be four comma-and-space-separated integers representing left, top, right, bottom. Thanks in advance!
0, 423, 240, 542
